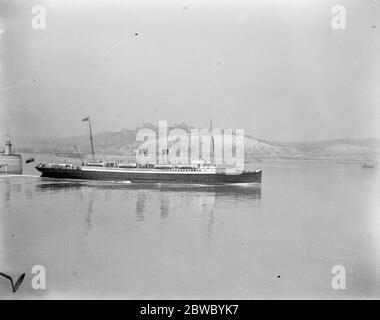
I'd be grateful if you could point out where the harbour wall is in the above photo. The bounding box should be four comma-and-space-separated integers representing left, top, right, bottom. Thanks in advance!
0, 154, 23, 174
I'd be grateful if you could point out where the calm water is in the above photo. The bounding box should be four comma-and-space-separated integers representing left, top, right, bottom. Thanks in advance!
1, 155, 379, 299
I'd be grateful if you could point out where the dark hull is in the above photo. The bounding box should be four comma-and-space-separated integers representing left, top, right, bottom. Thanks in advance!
36, 167, 262, 184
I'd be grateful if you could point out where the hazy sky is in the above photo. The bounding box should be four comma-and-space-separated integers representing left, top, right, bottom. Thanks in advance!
0, 0, 379, 141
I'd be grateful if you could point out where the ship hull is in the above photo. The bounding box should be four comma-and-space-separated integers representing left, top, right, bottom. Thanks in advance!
35, 167, 262, 184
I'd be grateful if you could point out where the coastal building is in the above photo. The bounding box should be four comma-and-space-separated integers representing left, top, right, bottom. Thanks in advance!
0, 136, 22, 174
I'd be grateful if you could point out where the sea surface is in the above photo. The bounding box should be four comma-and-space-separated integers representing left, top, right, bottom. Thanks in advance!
1, 154, 379, 299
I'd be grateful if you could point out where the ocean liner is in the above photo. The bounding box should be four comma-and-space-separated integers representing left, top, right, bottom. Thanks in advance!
36, 161, 262, 184
35, 118, 262, 185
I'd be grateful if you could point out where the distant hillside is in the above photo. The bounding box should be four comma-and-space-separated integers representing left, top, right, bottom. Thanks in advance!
264, 138, 380, 152
9, 128, 380, 163
12, 129, 138, 156
257, 138, 380, 162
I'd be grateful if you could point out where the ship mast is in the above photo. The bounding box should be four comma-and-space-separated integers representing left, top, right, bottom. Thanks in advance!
82, 117, 95, 160
210, 119, 215, 165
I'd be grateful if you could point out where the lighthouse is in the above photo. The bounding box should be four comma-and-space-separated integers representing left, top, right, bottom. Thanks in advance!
4, 137, 12, 155
0, 136, 22, 174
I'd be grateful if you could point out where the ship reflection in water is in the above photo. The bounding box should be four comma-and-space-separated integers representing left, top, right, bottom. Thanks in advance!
34, 181, 261, 224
